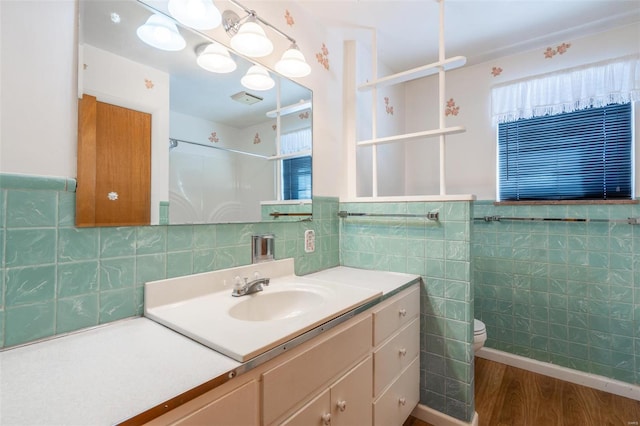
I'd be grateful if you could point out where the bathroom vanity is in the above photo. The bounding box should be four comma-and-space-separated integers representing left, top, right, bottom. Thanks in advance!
0, 261, 420, 425
141, 282, 419, 426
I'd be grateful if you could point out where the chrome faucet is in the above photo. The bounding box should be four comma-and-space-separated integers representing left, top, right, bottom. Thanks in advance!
232, 274, 270, 297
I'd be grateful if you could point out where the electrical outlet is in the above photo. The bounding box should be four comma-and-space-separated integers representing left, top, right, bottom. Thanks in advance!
304, 229, 315, 253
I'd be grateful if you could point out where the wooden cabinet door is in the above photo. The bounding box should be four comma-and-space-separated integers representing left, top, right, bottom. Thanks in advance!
77, 94, 151, 226
331, 356, 373, 426
281, 388, 331, 426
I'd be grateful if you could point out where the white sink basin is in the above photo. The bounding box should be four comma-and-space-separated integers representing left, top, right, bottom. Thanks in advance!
228, 289, 326, 321
145, 272, 381, 362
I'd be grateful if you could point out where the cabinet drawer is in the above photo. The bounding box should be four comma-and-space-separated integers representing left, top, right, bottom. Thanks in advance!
373, 356, 419, 426
373, 285, 419, 346
262, 314, 372, 425
373, 318, 419, 397
145, 379, 259, 426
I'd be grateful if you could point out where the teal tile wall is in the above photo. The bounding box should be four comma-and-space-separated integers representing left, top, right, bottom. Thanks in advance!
0, 173, 339, 349
473, 201, 640, 385
340, 201, 474, 422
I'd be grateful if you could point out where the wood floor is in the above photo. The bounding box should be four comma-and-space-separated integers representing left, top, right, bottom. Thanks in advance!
403, 357, 640, 426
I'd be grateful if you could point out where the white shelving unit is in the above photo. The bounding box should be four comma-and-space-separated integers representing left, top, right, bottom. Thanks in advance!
354, 0, 466, 197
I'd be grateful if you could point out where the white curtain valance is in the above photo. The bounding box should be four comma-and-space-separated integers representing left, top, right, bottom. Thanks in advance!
491, 55, 640, 124
280, 128, 312, 155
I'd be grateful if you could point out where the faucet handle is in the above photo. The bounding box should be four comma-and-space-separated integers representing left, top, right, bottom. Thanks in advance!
233, 276, 245, 290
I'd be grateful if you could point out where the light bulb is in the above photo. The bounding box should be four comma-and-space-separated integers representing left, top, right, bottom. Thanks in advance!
241, 65, 275, 91
230, 19, 273, 58
136, 14, 186, 51
275, 45, 311, 78
168, 0, 222, 30
196, 43, 237, 73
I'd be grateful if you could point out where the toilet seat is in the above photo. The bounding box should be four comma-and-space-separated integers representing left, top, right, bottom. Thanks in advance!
474, 319, 486, 335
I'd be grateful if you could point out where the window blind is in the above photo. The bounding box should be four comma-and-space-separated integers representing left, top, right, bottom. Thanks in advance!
282, 155, 312, 200
498, 103, 632, 201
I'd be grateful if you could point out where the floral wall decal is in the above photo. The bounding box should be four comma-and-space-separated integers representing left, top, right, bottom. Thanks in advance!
544, 47, 557, 59
445, 98, 460, 116
144, 78, 154, 89
491, 66, 503, 77
284, 9, 294, 26
557, 42, 571, 54
316, 43, 330, 70
254, 133, 261, 144
384, 97, 394, 115
299, 111, 310, 119
208, 132, 219, 143
544, 42, 572, 59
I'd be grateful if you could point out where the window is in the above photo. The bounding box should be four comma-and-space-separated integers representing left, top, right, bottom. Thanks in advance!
498, 103, 633, 201
280, 128, 312, 200
282, 155, 312, 200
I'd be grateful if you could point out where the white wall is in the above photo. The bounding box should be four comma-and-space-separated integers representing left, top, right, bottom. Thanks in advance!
0, 0, 77, 177
403, 23, 640, 200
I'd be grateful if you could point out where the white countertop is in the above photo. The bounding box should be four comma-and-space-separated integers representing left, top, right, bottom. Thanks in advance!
306, 266, 421, 296
0, 318, 239, 426
0, 265, 420, 425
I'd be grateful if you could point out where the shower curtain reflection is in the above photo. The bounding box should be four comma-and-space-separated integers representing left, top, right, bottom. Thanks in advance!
169, 141, 275, 223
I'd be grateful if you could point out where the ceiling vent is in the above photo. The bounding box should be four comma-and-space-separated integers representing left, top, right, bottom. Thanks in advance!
231, 91, 263, 105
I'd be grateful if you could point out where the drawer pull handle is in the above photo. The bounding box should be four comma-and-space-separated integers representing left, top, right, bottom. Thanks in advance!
399, 348, 407, 356
321, 413, 332, 425
399, 309, 407, 317
399, 397, 407, 406
336, 400, 347, 412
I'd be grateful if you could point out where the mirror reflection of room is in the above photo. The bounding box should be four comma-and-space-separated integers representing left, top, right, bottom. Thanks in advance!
77, 0, 312, 226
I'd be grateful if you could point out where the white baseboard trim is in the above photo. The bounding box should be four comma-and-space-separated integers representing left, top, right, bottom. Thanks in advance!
477, 347, 640, 401
411, 404, 478, 426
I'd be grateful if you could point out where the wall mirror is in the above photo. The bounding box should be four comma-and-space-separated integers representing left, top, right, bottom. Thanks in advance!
77, 0, 312, 226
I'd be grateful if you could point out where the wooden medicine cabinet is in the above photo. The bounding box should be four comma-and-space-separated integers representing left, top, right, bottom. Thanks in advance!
76, 94, 152, 227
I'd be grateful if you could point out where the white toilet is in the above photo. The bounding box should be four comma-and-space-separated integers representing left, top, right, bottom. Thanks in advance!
473, 319, 487, 353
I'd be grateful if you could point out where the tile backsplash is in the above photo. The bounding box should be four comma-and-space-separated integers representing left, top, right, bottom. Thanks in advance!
0, 173, 339, 348
339, 200, 475, 423
473, 201, 640, 385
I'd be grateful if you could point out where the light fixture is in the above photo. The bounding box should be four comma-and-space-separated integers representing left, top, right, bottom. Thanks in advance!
222, 1, 311, 74
275, 44, 311, 78
196, 43, 237, 73
136, 14, 186, 51
224, 11, 273, 58
241, 65, 275, 91
168, 0, 222, 30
